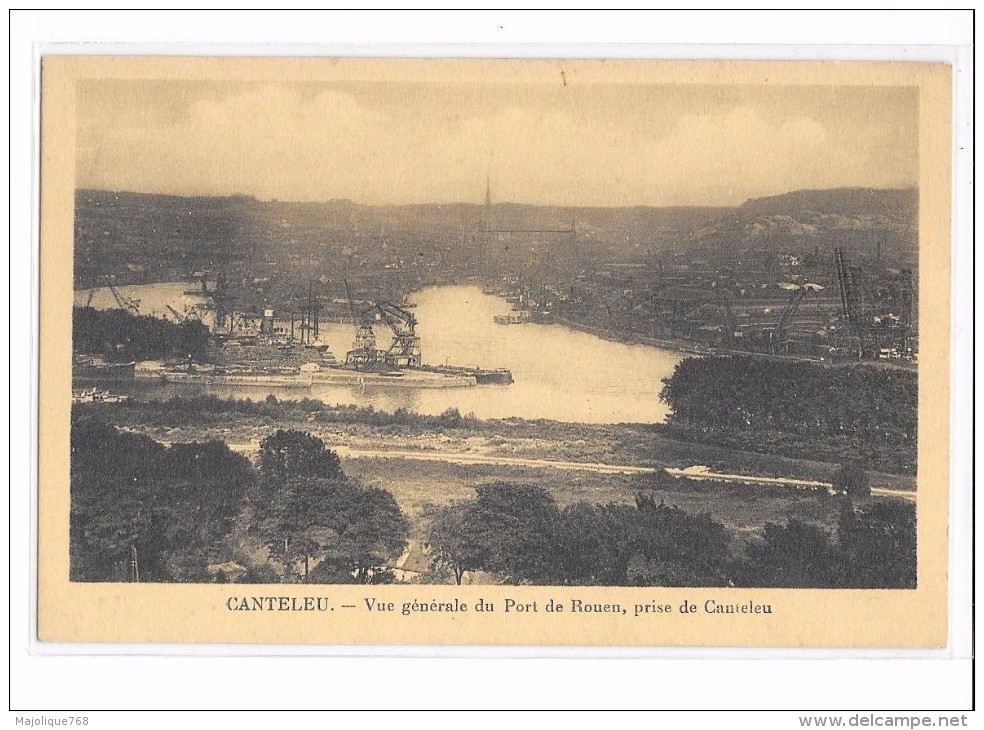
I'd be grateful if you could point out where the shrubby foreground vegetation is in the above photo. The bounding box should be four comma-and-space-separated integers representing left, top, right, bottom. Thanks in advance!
71, 420, 915, 588
424, 483, 914, 588
71, 421, 408, 584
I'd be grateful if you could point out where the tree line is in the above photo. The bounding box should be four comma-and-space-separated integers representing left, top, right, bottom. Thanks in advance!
73, 306, 211, 362
70, 422, 408, 583
424, 483, 915, 589
71, 419, 915, 588
660, 355, 917, 474
73, 393, 484, 432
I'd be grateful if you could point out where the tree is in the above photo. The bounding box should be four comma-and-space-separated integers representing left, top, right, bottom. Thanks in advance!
71, 417, 167, 486
465, 483, 564, 584
832, 462, 871, 498
71, 419, 171, 581
71, 420, 254, 582
165, 440, 254, 544
260, 477, 341, 582
72, 306, 211, 362
258, 430, 342, 488
329, 485, 409, 584
659, 355, 918, 475
424, 502, 486, 585
627, 494, 734, 587
73, 478, 174, 581
557, 502, 641, 585
425, 489, 743, 587
837, 500, 916, 588
259, 477, 409, 584
438, 407, 463, 428
740, 517, 841, 588
425, 483, 564, 584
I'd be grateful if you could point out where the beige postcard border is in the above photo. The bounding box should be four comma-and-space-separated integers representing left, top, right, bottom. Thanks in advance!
38, 57, 951, 648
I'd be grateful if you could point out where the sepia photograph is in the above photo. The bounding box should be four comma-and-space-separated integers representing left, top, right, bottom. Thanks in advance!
36, 55, 953, 648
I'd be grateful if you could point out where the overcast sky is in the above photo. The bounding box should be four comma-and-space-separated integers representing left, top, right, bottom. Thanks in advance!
76, 78, 918, 207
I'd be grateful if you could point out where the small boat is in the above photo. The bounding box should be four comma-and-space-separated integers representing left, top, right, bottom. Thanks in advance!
72, 388, 130, 404
493, 312, 531, 325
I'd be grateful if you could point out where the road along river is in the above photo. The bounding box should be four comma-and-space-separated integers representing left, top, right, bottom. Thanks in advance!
210, 440, 914, 501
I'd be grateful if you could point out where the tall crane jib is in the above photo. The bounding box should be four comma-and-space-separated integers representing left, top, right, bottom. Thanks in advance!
772, 287, 808, 355
833, 247, 915, 360
375, 301, 422, 368
108, 281, 141, 315
834, 247, 867, 357
344, 279, 378, 366
211, 269, 233, 332
897, 269, 914, 330
881, 267, 914, 357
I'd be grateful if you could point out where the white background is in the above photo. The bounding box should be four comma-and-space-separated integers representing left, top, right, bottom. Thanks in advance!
7, 9, 975, 719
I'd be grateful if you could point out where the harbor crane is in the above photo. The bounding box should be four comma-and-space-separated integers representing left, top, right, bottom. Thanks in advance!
373, 301, 422, 368
770, 282, 824, 355
835, 247, 867, 343
166, 304, 187, 323
344, 279, 378, 367
771, 285, 810, 355
343, 279, 422, 369
108, 280, 140, 315
835, 247, 913, 359
166, 303, 205, 324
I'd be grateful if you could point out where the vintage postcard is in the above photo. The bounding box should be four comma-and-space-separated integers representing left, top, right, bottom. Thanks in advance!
38, 56, 952, 648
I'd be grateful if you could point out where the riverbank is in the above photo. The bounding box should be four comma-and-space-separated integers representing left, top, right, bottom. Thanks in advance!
552, 314, 918, 371
75, 397, 916, 492
552, 315, 712, 357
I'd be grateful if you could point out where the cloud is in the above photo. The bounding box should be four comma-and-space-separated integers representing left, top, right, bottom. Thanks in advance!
77, 85, 917, 206
628, 105, 834, 204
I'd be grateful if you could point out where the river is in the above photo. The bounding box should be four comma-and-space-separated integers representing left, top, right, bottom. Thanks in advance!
75, 284, 684, 424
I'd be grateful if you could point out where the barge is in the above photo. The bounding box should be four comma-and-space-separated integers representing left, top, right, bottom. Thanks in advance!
155, 371, 314, 388
422, 365, 513, 384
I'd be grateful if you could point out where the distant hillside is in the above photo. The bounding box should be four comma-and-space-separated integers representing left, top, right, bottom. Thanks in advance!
74, 190, 268, 285
738, 188, 917, 218
73, 187, 917, 288
689, 188, 918, 264
73, 189, 730, 286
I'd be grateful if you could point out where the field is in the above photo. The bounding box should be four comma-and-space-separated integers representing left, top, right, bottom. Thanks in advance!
91, 399, 915, 488
343, 456, 850, 553
80, 398, 907, 550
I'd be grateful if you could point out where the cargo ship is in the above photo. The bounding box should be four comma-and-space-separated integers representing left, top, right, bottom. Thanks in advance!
315, 367, 476, 388
337, 295, 511, 387
132, 292, 511, 391
154, 370, 315, 388
141, 364, 477, 389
